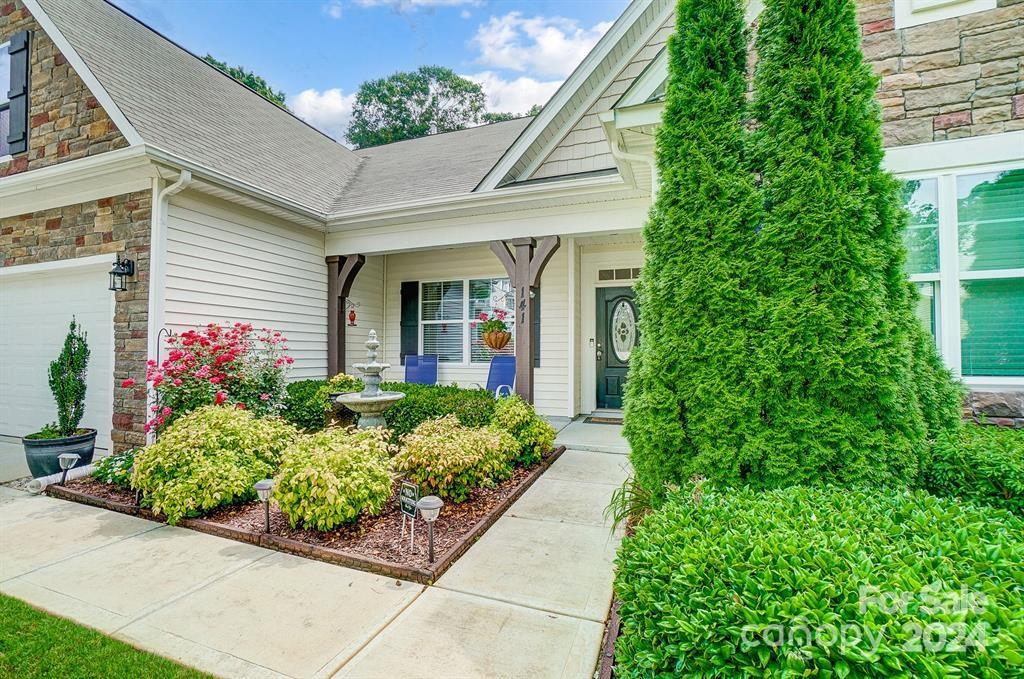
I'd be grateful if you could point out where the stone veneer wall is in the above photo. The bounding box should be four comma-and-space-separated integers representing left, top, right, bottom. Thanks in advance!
0, 0, 128, 178
0, 192, 152, 451
856, 0, 1024, 146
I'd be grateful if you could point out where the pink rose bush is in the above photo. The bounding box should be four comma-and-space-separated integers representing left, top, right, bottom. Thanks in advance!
139, 322, 294, 433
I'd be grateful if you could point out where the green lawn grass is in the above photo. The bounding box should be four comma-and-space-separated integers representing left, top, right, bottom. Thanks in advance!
0, 594, 211, 678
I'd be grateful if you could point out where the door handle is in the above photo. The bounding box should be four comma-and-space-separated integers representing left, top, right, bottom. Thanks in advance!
596, 341, 603, 362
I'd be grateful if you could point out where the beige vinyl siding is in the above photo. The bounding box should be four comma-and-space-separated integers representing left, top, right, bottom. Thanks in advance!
383, 245, 570, 417
531, 12, 675, 181
164, 192, 328, 380
344, 255, 385, 375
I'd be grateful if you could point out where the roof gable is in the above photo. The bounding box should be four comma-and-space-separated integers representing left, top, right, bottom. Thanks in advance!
31, 0, 361, 214
477, 0, 674, 190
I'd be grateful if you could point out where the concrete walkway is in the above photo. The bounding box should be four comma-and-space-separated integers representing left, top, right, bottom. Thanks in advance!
0, 428, 630, 679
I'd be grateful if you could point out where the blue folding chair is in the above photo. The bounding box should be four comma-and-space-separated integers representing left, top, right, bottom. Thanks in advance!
404, 354, 438, 385
480, 355, 515, 397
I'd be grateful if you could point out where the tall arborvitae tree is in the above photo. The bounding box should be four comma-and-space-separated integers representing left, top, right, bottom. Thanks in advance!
746, 0, 961, 487
623, 0, 761, 495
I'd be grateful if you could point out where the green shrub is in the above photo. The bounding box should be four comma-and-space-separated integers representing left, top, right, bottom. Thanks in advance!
622, 0, 762, 496
327, 373, 363, 394
282, 379, 330, 432
491, 396, 555, 466
380, 382, 495, 440
615, 485, 1024, 677
92, 449, 138, 489
49, 319, 90, 437
131, 405, 297, 524
273, 428, 394, 530
392, 415, 516, 502
923, 423, 1024, 516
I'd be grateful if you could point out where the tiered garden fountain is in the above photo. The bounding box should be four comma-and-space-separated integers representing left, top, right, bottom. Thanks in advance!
336, 330, 405, 428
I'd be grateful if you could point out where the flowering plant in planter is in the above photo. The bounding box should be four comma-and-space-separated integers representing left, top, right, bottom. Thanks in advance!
123, 322, 294, 434
474, 309, 512, 350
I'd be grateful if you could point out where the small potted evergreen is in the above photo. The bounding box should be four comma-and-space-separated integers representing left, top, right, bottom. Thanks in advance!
22, 319, 97, 478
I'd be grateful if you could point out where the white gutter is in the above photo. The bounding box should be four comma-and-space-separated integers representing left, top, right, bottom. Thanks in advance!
145, 169, 191, 442
142, 145, 326, 226
600, 114, 660, 200
326, 172, 631, 227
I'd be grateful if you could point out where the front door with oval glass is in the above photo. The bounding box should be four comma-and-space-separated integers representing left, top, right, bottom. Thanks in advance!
596, 286, 638, 410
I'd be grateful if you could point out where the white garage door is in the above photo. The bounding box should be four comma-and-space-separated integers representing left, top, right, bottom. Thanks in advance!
0, 259, 115, 452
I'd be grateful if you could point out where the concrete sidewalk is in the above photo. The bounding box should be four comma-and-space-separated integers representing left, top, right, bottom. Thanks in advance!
0, 440, 630, 678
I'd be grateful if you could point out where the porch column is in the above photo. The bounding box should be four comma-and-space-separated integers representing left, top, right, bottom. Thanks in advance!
325, 254, 365, 377
490, 236, 560, 403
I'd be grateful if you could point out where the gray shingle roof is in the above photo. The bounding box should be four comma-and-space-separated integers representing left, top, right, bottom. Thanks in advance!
36, 0, 361, 214
33, 0, 536, 217
332, 117, 533, 213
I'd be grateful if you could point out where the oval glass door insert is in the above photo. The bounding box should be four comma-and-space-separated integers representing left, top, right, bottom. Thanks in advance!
611, 300, 636, 362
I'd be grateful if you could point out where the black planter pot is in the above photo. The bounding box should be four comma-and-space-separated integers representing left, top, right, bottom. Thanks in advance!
22, 429, 97, 478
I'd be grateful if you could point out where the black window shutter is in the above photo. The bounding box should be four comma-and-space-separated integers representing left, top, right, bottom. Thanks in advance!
532, 287, 541, 368
399, 281, 418, 366
7, 31, 31, 156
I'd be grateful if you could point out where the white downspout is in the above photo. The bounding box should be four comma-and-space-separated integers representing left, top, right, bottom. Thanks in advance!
609, 139, 659, 201
145, 169, 191, 442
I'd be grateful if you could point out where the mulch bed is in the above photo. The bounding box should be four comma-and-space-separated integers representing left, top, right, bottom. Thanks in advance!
49, 445, 566, 584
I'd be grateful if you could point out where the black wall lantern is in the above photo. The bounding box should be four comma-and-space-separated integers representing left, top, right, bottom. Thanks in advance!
108, 254, 135, 292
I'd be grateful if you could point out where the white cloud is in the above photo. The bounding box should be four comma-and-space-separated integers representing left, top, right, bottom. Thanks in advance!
466, 71, 561, 116
471, 12, 613, 79
322, 1, 343, 19
460, 9, 472, 19
288, 88, 356, 142
353, 0, 480, 11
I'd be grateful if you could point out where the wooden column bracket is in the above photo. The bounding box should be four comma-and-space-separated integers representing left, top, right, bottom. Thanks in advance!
326, 254, 365, 377
490, 235, 560, 403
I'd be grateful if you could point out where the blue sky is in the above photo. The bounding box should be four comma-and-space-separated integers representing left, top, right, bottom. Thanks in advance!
111, 0, 629, 140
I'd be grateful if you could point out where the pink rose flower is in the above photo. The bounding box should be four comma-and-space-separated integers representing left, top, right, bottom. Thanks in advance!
173, 378, 183, 387
214, 391, 228, 405
260, 393, 271, 401
478, 312, 489, 321
121, 378, 135, 388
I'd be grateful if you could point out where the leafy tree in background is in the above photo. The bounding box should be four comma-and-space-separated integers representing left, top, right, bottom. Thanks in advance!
745, 0, 961, 488
346, 66, 486, 148
203, 54, 288, 109
623, 0, 760, 496
481, 104, 544, 124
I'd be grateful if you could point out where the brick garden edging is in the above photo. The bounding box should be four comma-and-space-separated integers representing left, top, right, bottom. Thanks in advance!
46, 445, 567, 585
596, 600, 623, 679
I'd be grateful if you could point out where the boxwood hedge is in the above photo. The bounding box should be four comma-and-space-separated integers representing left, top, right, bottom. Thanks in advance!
614, 485, 1024, 678
379, 382, 495, 439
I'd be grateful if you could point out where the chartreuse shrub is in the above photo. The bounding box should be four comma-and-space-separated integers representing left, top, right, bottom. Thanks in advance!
131, 405, 297, 524
923, 424, 1024, 516
615, 485, 1024, 677
327, 372, 363, 394
282, 379, 331, 432
491, 395, 555, 466
392, 415, 517, 502
622, 0, 761, 497
380, 382, 495, 439
273, 429, 394, 530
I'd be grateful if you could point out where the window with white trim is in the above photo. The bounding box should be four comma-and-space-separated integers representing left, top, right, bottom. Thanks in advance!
904, 166, 1024, 382
0, 41, 11, 158
420, 278, 515, 364
894, 0, 996, 29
